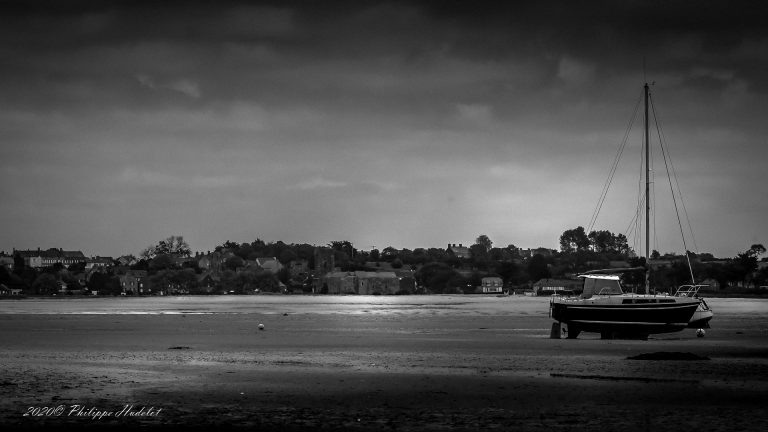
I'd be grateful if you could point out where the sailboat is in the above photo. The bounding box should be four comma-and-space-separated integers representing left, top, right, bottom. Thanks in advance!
549, 82, 709, 340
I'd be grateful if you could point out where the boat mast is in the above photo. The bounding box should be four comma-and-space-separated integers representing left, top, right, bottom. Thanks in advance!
644, 82, 650, 295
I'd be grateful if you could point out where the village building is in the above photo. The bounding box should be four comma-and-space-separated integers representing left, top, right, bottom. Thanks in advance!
116, 255, 138, 267
119, 270, 149, 295
479, 276, 504, 293
322, 271, 357, 294
519, 247, 557, 258
255, 257, 283, 274
532, 278, 582, 296
197, 250, 236, 272
0, 251, 14, 269
318, 270, 414, 295
197, 271, 220, 293
14, 248, 87, 269
356, 271, 400, 295
0, 284, 23, 296
287, 259, 310, 280
85, 256, 114, 271
314, 248, 335, 274
446, 244, 471, 259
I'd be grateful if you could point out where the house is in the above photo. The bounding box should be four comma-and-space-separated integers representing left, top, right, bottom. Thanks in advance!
119, 270, 149, 295
314, 248, 335, 273
446, 244, 471, 259
395, 270, 417, 294
197, 271, 220, 293
532, 278, 581, 296
318, 271, 411, 295
323, 272, 357, 294
356, 271, 400, 295
197, 250, 235, 273
172, 255, 197, 268
0, 284, 23, 296
0, 252, 14, 270
480, 276, 504, 293
116, 255, 138, 266
255, 257, 283, 274
15, 248, 87, 269
520, 247, 557, 258
85, 256, 113, 271
287, 259, 310, 281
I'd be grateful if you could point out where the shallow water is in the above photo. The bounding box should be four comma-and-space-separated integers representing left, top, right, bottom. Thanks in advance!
0, 295, 536, 315
0, 295, 765, 318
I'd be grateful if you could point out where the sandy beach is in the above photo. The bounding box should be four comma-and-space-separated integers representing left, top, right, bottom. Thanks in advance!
1, 295, 767, 431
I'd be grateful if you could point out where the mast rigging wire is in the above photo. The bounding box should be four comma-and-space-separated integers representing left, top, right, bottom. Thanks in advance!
649, 93, 696, 284
587, 94, 642, 234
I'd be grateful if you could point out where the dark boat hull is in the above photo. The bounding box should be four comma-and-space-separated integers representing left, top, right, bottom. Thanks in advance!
551, 301, 699, 335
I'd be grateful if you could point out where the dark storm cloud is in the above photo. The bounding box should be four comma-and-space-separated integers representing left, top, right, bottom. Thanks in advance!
1, 0, 766, 256
4, 0, 766, 109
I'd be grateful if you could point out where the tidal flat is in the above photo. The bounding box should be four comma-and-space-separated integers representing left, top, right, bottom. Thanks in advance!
1, 295, 767, 431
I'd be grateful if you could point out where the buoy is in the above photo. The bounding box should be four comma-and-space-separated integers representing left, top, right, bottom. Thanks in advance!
258, 323, 265, 330
696, 328, 705, 337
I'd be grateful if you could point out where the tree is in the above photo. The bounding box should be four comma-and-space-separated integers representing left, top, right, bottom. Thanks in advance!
68, 262, 86, 273
149, 254, 175, 271
475, 235, 493, 252
218, 240, 240, 252
559, 227, 590, 253
614, 233, 631, 256
87, 272, 109, 294
730, 245, 763, 287
142, 236, 191, 259
32, 273, 60, 295
328, 241, 355, 257
0, 265, 26, 291
12, 252, 25, 276
278, 248, 297, 265
224, 256, 245, 271
469, 244, 490, 269
753, 266, 768, 288
149, 270, 173, 294
504, 244, 520, 258
588, 230, 613, 253
416, 262, 462, 293
171, 268, 198, 293
527, 254, 551, 281
381, 247, 399, 262
495, 261, 521, 286
747, 244, 766, 258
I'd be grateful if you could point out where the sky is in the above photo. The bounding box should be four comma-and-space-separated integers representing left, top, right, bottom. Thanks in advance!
1, 0, 766, 259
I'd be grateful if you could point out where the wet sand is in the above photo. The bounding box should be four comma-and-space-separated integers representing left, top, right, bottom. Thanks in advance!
1, 295, 767, 431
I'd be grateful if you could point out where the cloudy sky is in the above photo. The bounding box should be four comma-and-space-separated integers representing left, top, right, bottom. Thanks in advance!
1, 0, 766, 258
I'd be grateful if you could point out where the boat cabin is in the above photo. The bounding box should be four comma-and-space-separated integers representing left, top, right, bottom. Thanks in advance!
579, 274, 624, 298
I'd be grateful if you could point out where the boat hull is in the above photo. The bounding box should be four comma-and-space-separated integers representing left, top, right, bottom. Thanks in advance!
687, 307, 713, 329
551, 299, 699, 335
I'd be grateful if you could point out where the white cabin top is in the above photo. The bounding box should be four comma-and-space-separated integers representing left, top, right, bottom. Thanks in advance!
577, 274, 620, 281
578, 274, 623, 297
